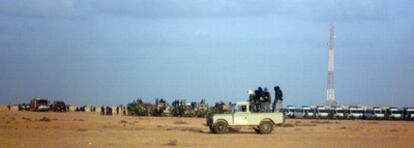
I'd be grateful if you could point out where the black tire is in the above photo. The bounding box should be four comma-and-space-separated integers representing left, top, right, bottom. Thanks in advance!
213, 121, 228, 134
258, 121, 273, 134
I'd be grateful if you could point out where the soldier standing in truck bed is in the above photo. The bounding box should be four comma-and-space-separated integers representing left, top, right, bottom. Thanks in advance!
273, 85, 283, 112
248, 90, 256, 112
263, 88, 271, 112
255, 87, 263, 112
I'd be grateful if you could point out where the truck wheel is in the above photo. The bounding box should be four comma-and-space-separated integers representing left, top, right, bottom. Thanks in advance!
213, 121, 228, 134
259, 121, 273, 134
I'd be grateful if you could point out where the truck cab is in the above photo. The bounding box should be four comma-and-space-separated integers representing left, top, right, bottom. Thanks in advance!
372, 107, 385, 120
316, 106, 329, 119
302, 106, 315, 119
387, 107, 402, 120
403, 107, 414, 120
207, 101, 284, 134
30, 98, 49, 112
348, 106, 364, 119
332, 107, 346, 119
50, 101, 67, 112
285, 105, 296, 118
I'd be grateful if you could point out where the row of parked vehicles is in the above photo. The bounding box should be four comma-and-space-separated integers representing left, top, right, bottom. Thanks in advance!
29, 97, 67, 112
282, 105, 414, 120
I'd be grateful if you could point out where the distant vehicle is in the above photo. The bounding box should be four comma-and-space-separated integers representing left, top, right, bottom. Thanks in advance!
364, 108, 385, 120
302, 106, 315, 119
403, 107, 414, 120
347, 106, 364, 119
332, 107, 346, 119
50, 101, 67, 112
387, 107, 402, 120
207, 101, 285, 134
30, 98, 49, 112
371, 107, 385, 120
285, 105, 296, 118
316, 106, 329, 119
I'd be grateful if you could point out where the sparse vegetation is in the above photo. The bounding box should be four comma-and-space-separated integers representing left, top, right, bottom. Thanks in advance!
165, 139, 177, 146
21, 117, 31, 121
338, 126, 347, 130
389, 128, 399, 132
173, 120, 188, 124
77, 128, 88, 132
39, 117, 51, 122
120, 120, 127, 124
310, 120, 333, 124
283, 123, 294, 127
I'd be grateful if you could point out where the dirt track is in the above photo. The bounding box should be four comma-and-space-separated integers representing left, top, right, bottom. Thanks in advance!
1, 111, 414, 148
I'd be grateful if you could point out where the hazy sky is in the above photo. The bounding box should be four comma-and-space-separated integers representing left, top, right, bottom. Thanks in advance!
0, 0, 413, 106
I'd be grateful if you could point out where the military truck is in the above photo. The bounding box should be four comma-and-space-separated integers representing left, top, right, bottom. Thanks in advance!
50, 101, 67, 112
332, 106, 346, 119
285, 105, 296, 118
316, 106, 329, 119
302, 106, 315, 119
364, 107, 385, 120
347, 106, 364, 119
386, 107, 402, 120
30, 98, 49, 112
403, 107, 414, 120
207, 101, 284, 134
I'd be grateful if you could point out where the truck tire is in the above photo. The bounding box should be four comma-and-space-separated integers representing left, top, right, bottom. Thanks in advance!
213, 121, 228, 134
258, 121, 273, 134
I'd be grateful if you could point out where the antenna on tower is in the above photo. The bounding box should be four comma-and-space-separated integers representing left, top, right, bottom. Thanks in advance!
326, 23, 337, 106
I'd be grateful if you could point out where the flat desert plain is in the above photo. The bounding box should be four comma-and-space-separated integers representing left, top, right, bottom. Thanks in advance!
1, 111, 414, 148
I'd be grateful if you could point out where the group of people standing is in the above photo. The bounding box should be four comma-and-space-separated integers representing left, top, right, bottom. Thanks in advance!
248, 85, 283, 112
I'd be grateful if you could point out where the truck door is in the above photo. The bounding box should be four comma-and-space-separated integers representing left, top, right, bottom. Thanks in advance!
233, 105, 249, 125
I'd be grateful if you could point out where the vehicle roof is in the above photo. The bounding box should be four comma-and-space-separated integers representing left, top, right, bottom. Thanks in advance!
236, 101, 249, 105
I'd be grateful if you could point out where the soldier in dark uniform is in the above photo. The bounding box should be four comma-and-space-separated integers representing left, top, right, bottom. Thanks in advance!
254, 87, 263, 112
101, 106, 105, 115
263, 88, 271, 112
273, 85, 283, 112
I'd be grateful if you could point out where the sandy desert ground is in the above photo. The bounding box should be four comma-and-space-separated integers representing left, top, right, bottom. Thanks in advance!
1, 111, 414, 148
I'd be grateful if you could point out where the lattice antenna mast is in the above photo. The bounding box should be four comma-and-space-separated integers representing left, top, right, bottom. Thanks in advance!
326, 24, 337, 106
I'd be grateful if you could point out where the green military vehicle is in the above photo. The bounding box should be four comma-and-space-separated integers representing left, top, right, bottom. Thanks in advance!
207, 101, 285, 134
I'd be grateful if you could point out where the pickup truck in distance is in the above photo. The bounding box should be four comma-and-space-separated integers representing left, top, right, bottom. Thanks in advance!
207, 101, 285, 134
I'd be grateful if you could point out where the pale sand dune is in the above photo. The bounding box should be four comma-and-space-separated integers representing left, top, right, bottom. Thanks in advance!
0, 111, 414, 148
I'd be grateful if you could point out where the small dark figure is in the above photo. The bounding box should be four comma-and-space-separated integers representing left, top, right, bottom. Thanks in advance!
273, 85, 284, 112
116, 107, 119, 115
106, 106, 112, 115
101, 106, 105, 115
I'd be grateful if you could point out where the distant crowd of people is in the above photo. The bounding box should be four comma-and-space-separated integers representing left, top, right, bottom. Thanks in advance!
248, 85, 283, 112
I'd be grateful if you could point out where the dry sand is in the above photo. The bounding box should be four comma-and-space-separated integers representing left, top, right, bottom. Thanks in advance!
1, 111, 414, 148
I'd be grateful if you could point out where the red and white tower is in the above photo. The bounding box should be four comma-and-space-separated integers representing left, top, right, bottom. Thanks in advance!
326, 24, 337, 106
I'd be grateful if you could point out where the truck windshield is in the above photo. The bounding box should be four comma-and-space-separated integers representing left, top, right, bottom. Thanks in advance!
318, 109, 328, 113
336, 110, 344, 113
38, 100, 48, 105
237, 105, 247, 112
374, 110, 383, 114
350, 110, 363, 114
391, 110, 402, 114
